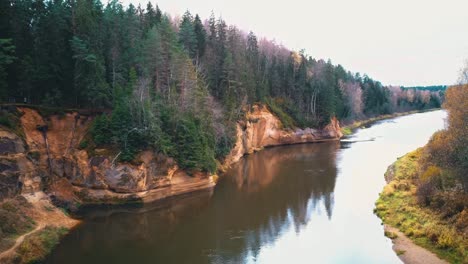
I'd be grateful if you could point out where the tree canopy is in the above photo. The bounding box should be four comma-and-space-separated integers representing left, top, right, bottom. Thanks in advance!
0, 0, 444, 172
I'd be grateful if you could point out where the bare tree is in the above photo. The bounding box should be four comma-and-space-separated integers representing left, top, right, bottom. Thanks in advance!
458, 59, 468, 84
339, 81, 363, 118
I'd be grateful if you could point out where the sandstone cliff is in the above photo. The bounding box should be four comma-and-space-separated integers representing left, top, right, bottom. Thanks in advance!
222, 104, 342, 169
0, 105, 342, 205
1, 107, 215, 206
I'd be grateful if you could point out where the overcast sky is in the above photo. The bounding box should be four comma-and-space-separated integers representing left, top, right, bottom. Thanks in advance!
122, 0, 468, 86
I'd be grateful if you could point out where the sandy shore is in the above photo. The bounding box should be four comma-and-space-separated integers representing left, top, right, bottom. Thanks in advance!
385, 225, 448, 264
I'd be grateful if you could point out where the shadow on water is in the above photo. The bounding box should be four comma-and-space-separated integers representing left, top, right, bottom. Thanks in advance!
46, 142, 340, 264
45, 110, 446, 264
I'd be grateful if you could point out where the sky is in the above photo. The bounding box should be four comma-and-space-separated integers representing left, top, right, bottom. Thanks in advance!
122, 0, 468, 86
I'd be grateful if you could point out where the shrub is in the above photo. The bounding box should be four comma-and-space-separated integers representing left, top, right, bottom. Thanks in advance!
436, 229, 456, 249
16, 226, 68, 264
265, 98, 296, 129
416, 181, 435, 206
404, 228, 415, 237
215, 128, 235, 160
0, 115, 12, 128
384, 231, 398, 239
377, 150, 467, 263
0, 109, 24, 137
78, 140, 88, 150
455, 209, 468, 230
341, 127, 352, 136
396, 181, 411, 191
0, 198, 35, 240
91, 114, 111, 146
420, 165, 441, 182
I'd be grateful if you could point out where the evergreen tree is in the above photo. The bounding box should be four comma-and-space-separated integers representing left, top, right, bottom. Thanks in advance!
193, 14, 206, 62
178, 11, 196, 59
0, 39, 15, 100
1, 1, 444, 171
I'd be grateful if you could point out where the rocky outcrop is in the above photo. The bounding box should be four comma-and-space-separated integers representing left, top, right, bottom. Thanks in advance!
222, 104, 343, 169
0, 104, 341, 205
0, 107, 215, 205
0, 130, 38, 199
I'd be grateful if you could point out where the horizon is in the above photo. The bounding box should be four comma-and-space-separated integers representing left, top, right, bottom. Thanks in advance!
122, 0, 468, 87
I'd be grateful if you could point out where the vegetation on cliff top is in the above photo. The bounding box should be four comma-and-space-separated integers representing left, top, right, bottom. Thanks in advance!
375, 84, 468, 263
0, 0, 443, 170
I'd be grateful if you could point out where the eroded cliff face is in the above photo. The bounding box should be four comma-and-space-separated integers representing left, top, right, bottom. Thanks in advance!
0, 107, 215, 205
0, 129, 37, 199
222, 104, 343, 169
0, 105, 341, 205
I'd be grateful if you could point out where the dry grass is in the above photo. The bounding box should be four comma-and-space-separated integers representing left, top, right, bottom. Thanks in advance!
13, 226, 68, 264
375, 149, 467, 263
0, 197, 35, 251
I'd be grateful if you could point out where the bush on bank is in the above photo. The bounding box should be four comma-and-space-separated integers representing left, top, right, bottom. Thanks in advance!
375, 149, 467, 263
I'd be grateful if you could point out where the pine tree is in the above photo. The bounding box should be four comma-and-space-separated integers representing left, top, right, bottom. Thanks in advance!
178, 11, 196, 59
0, 39, 15, 100
193, 14, 206, 62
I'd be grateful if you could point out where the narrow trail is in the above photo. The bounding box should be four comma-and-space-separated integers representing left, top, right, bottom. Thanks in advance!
386, 225, 448, 264
0, 224, 45, 261
0, 192, 80, 262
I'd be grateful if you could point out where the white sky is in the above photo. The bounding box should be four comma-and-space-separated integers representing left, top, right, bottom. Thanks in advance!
122, 0, 468, 86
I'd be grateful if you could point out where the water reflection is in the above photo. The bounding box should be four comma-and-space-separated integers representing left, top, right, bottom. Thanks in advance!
210, 143, 340, 263
46, 111, 446, 264
46, 143, 340, 264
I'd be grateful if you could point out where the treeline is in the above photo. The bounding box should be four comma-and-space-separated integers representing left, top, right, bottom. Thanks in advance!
402, 85, 447, 92
375, 83, 467, 262
408, 84, 467, 261
420, 85, 467, 194
0, 0, 443, 171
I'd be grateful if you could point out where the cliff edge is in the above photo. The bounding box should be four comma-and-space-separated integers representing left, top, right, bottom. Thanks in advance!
0, 105, 342, 206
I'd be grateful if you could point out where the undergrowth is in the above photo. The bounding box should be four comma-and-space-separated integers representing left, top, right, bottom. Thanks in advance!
375, 149, 467, 263
15, 226, 68, 264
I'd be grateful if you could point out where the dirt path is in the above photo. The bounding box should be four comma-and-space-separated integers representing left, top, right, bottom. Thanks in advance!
0, 224, 45, 260
0, 192, 80, 263
385, 225, 448, 264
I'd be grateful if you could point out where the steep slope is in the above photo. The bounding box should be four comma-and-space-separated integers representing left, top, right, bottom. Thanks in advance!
0, 105, 342, 206
223, 104, 342, 168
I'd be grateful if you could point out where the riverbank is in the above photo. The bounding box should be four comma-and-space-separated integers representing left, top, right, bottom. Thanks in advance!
0, 192, 79, 264
0, 104, 341, 262
0, 106, 444, 262
375, 149, 467, 264
385, 225, 447, 264
341, 108, 440, 135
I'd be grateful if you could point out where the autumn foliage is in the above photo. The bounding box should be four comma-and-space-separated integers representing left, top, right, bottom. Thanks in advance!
422, 85, 468, 192
413, 85, 468, 255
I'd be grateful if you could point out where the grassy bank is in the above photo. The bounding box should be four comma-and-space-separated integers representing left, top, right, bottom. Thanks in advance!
0, 193, 79, 264
14, 226, 68, 264
341, 109, 440, 136
375, 149, 467, 263
0, 197, 36, 252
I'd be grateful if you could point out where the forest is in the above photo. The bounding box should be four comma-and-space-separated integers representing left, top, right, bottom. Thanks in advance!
0, 0, 444, 172
402, 85, 447, 92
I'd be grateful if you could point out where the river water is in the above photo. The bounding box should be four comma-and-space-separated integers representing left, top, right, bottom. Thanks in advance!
45, 110, 446, 264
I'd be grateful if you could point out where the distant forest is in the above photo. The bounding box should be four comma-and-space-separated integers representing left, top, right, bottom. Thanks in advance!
402, 85, 447, 92
0, 0, 444, 171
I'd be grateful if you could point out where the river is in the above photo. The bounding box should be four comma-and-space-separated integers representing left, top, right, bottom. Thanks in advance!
45, 110, 447, 264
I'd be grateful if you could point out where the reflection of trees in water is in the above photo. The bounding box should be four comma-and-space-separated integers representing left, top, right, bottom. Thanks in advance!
46, 142, 339, 264
208, 142, 340, 262
46, 191, 216, 264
